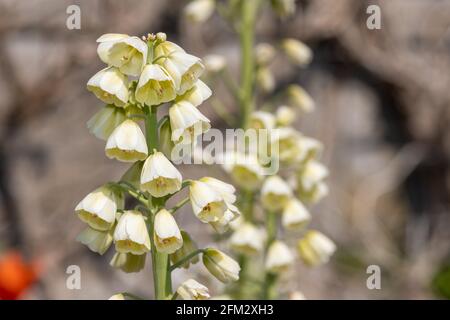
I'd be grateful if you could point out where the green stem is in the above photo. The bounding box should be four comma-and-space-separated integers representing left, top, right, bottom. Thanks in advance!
169, 249, 205, 272
263, 210, 278, 300
169, 197, 190, 214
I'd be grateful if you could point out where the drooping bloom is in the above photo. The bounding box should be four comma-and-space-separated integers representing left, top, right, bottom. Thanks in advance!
76, 226, 114, 255
184, 0, 215, 23
255, 43, 276, 66
87, 104, 127, 140
202, 248, 240, 283
261, 175, 292, 211
170, 231, 199, 268
281, 198, 311, 230
199, 177, 237, 204
75, 186, 123, 231
265, 240, 294, 273
140, 151, 182, 197
153, 209, 183, 254
249, 110, 276, 130
189, 180, 227, 223
203, 54, 226, 73
113, 211, 151, 255
298, 136, 323, 164
275, 105, 296, 127
270, 127, 303, 164
297, 230, 336, 266
176, 279, 210, 300
87, 67, 129, 107
105, 119, 148, 162
223, 152, 265, 191
169, 101, 210, 145
97, 33, 148, 76
230, 223, 265, 255
110, 252, 146, 273
297, 160, 329, 203
286, 85, 315, 113
135, 64, 176, 106
209, 207, 240, 234
281, 38, 313, 66
256, 67, 275, 93
175, 80, 212, 107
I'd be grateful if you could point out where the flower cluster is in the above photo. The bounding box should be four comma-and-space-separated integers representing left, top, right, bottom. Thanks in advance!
75, 32, 240, 300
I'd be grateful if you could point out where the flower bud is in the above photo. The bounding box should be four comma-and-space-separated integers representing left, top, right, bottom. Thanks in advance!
110, 252, 146, 273
177, 279, 210, 300
175, 80, 212, 107
113, 210, 151, 255
135, 64, 177, 106
140, 151, 182, 197
87, 104, 127, 141
255, 43, 276, 66
105, 119, 148, 162
87, 67, 129, 107
286, 85, 315, 113
189, 180, 227, 223
97, 34, 148, 76
261, 175, 292, 211
265, 240, 294, 273
159, 119, 175, 159
170, 231, 199, 268
184, 0, 215, 23
154, 209, 183, 254
282, 198, 311, 230
76, 226, 114, 255
281, 39, 312, 67
75, 186, 123, 231
203, 54, 226, 73
256, 67, 275, 93
297, 230, 336, 266
249, 111, 276, 130
275, 105, 296, 127
202, 248, 240, 283
169, 101, 210, 145
230, 223, 265, 255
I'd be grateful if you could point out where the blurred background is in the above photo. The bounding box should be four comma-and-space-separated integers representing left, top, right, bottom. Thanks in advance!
0, 0, 449, 299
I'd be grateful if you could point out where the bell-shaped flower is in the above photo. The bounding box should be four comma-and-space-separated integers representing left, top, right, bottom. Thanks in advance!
189, 180, 227, 223
110, 252, 146, 273
176, 279, 210, 300
169, 101, 210, 145
275, 105, 296, 127
230, 223, 265, 255
256, 67, 275, 93
203, 54, 226, 73
282, 198, 311, 230
140, 151, 182, 197
265, 240, 294, 273
261, 175, 292, 211
298, 136, 323, 163
135, 64, 177, 106
170, 231, 199, 268
255, 43, 276, 66
297, 230, 336, 266
270, 127, 303, 164
297, 160, 328, 193
286, 85, 315, 113
87, 104, 127, 140
281, 38, 313, 66
97, 33, 148, 76
202, 248, 240, 283
75, 186, 123, 231
76, 226, 114, 255
209, 204, 240, 234
153, 209, 183, 254
184, 0, 215, 23
223, 152, 265, 191
199, 177, 236, 205
113, 210, 151, 255
175, 80, 212, 107
249, 111, 276, 130
87, 67, 129, 106
105, 119, 148, 162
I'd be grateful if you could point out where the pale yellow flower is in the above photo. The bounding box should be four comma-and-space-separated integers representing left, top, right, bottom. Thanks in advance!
223, 152, 265, 191
114, 210, 151, 255
175, 80, 212, 107
261, 175, 292, 211
287, 84, 315, 113
298, 230, 336, 266
189, 180, 227, 223
281, 38, 313, 66
203, 54, 226, 73
202, 248, 240, 283
76, 226, 114, 255
275, 105, 296, 127
184, 0, 215, 23
265, 240, 294, 273
135, 64, 176, 106
177, 279, 210, 300
230, 223, 265, 255
256, 67, 275, 93
105, 119, 148, 162
87, 67, 129, 107
87, 104, 127, 140
255, 43, 276, 66
110, 252, 146, 273
282, 198, 311, 230
153, 209, 183, 254
169, 101, 210, 145
249, 110, 276, 130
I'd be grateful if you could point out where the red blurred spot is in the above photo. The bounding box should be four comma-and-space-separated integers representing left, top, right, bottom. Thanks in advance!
0, 251, 38, 300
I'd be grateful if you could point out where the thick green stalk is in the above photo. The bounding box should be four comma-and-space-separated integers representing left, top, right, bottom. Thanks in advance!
145, 105, 170, 300
263, 210, 278, 300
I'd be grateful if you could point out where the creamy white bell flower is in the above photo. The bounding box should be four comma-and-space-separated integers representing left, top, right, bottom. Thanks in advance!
175, 80, 212, 107
255, 43, 276, 66
169, 101, 211, 145
97, 33, 148, 76
298, 136, 323, 164
297, 160, 329, 192
189, 180, 227, 223
256, 67, 275, 93
199, 177, 236, 204
157, 51, 204, 94
289, 291, 306, 300
203, 54, 226, 73
135, 64, 176, 106
275, 105, 296, 127
114, 210, 151, 255
265, 240, 294, 273
249, 110, 276, 130
75, 186, 123, 231
282, 198, 311, 230
87, 67, 129, 107
281, 38, 313, 67
223, 152, 265, 191
177, 279, 210, 300
287, 85, 315, 113
170, 231, 199, 268
230, 222, 265, 255
105, 119, 148, 162
308, 181, 329, 204
153, 209, 183, 254
202, 248, 240, 283
140, 151, 182, 197
298, 230, 336, 266
154, 40, 185, 57
261, 175, 292, 211
209, 204, 240, 234
87, 104, 127, 140
77, 226, 114, 255
270, 127, 303, 164
184, 0, 215, 23
110, 252, 146, 273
